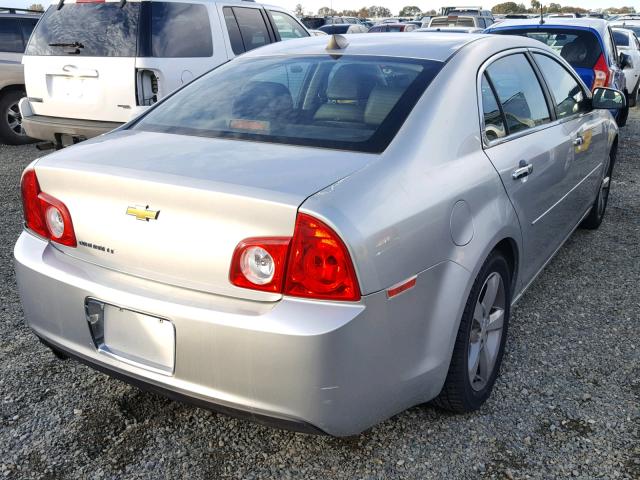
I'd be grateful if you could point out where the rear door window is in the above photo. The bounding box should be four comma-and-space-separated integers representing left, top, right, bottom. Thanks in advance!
232, 7, 271, 52
533, 53, 588, 119
485, 54, 551, 135
0, 18, 24, 53
267, 10, 308, 41
150, 2, 212, 57
223, 7, 245, 55
25, 3, 141, 57
492, 28, 603, 69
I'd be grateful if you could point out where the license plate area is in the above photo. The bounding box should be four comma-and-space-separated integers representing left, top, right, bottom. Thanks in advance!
85, 298, 175, 375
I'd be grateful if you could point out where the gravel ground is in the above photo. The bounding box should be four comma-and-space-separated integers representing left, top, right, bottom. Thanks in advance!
1, 112, 639, 480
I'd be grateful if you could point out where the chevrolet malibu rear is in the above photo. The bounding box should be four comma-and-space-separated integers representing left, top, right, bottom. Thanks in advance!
14, 33, 617, 435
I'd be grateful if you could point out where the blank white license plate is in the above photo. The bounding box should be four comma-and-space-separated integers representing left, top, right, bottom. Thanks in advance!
102, 305, 175, 374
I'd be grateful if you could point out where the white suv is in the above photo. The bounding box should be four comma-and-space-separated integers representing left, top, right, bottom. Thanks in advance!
20, 0, 309, 148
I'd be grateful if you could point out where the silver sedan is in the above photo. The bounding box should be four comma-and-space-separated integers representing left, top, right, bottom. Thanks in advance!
14, 33, 624, 436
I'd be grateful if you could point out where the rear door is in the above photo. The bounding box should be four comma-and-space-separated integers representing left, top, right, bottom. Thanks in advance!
23, 1, 140, 123
480, 52, 580, 283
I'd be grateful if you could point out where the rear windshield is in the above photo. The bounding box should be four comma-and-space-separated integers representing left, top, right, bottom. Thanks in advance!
613, 30, 629, 46
25, 1, 212, 58
492, 28, 603, 68
25, 3, 141, 57
133, 55, 442, 153
430, 16, 475, 27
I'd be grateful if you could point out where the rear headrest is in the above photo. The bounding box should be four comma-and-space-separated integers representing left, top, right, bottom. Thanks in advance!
364, 87, 403, 125
327, 64, 378, 101
560, 40, 587, 64
232, 81, 293, 119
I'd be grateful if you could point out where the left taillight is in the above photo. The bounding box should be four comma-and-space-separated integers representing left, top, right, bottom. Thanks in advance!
592, 53, 611, 90
20, 168, 77, 247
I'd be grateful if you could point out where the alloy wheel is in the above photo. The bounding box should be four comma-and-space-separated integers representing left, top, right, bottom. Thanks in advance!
7, 101, 25, 136
468, 272, 506, 392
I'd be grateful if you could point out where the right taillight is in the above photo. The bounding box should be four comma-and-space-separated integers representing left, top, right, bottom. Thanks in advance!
229, 213, 361, 301
20, 168, 77, 247
284, 214, 360, 301
592, 53, 611, 90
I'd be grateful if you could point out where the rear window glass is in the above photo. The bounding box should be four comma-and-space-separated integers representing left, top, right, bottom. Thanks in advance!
613, 30, 629, 46
491, 28, 602, 69
0, 18, 25, 53
133, 55, 442, 153
25, 3, 140, 57
150, 2, 212, 57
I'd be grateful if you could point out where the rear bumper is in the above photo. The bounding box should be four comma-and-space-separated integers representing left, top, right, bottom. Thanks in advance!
14, 231, 469, 436
19, 102, 122, 142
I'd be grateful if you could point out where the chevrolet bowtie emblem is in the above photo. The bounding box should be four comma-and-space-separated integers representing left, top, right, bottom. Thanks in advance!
126, 205, 160, 221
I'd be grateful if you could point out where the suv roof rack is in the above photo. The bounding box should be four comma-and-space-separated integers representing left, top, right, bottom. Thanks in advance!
0, 7, 43, 14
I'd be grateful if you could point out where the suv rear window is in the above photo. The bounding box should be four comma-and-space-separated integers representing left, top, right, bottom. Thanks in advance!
491, 28, 603, 69
133, 55, 443, 153
25, 3, 141, 57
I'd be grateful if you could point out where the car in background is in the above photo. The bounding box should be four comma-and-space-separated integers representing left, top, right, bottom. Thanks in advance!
486, 18, 632, 126
419, 16, 432, 27
318, 23, 368, 34
0, 7, 40, 145
609, 19, 640, 37
20, 0, 309, 149
548, 13, 583, 19
15, 32, 623, 437
430, 7, 494, 29
309, 29, 327, 36
429, 13, 494, 29
416, 26, 483, 33
300, 16, 345, 29
612, 28, 640, 104
368, 23, 418, 32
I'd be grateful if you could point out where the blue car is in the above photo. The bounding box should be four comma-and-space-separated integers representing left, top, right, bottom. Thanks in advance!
486, 18, 632, 126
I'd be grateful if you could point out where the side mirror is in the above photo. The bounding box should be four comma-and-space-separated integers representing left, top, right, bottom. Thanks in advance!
592, 87, 627, 109
620, 52, 633, 70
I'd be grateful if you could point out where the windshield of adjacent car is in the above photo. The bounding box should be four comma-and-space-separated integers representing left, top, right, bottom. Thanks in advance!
133, 55, 443, 153
491, 28, 603, 68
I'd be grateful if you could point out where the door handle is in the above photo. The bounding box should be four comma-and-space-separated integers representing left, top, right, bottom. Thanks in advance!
512, 162, 533, 180
573, 136, 584, 146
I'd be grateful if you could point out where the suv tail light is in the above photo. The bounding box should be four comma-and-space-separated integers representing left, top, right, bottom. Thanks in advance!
592, 53, 611, 90
136, 69, 159, 106
20, 168, 77, 247
229, 213, 361, 301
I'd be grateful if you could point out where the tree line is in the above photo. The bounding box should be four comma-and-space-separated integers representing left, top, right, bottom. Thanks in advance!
491, 1, 636, 14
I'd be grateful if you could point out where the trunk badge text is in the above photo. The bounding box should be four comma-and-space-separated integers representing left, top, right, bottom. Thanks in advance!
126, 205, 160, 222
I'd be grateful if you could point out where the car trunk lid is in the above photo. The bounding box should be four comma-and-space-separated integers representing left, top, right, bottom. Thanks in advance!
33, 130, 373, 301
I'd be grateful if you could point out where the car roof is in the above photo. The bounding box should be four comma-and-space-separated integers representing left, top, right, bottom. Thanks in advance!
488, 17, 609, 34
241, 32, 545, 62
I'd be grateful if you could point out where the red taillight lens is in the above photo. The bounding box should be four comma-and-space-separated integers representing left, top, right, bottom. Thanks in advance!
229, 213, 361, 301
229, 237, 290, 292
284, 213, 360, 301
21, 168, 48, 238
593, 53, 611, 90
20, 168, 77, 247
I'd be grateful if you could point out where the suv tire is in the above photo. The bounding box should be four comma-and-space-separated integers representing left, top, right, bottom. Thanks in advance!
0, 89, 35, 145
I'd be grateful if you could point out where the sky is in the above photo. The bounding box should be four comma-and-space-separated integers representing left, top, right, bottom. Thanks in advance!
4, 0, 639, 16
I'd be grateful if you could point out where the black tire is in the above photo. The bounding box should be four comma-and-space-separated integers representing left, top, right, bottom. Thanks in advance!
580, 146, 615, 230
0, 89, 35, 145
433, 251, 511, 413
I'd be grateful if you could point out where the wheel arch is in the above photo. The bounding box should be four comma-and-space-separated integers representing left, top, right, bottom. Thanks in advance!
0, 83, 26, 96
492, 237, 519, 295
